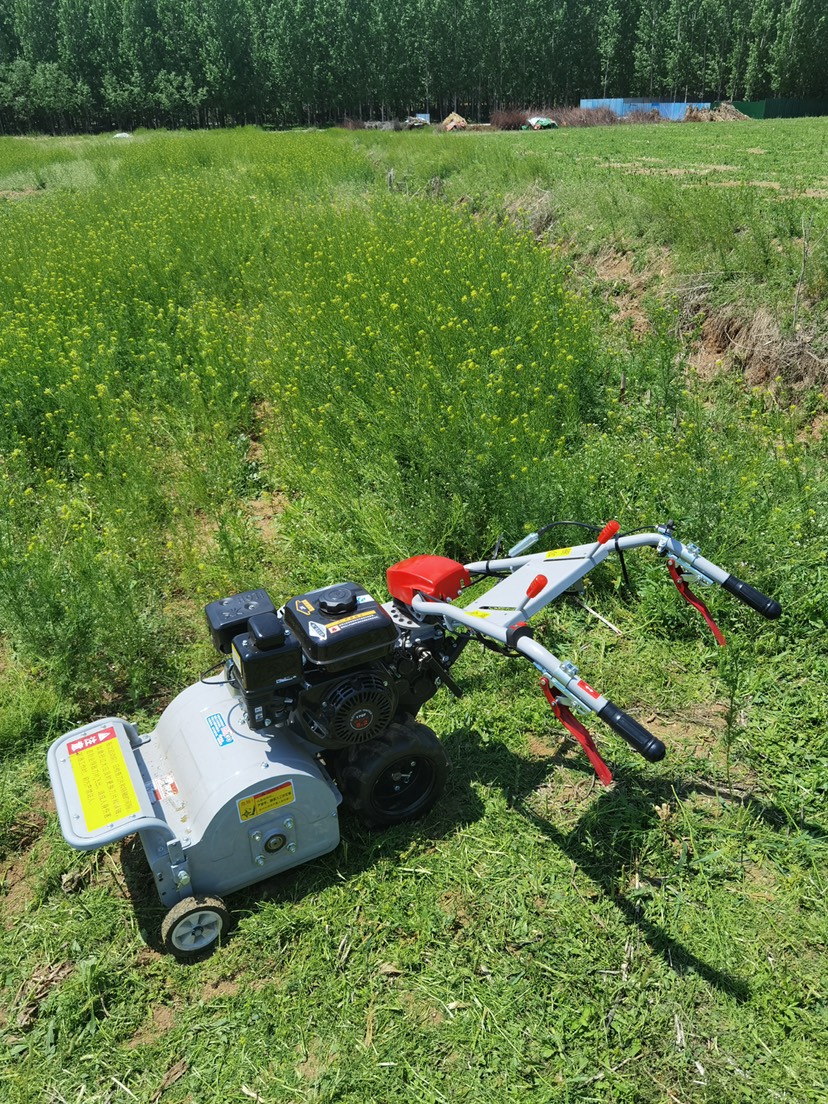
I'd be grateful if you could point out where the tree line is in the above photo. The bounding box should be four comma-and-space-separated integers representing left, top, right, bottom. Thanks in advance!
0, 0, 826, 133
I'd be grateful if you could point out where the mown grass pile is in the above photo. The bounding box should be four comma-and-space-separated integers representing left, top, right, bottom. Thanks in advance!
1, 125, 827, 1103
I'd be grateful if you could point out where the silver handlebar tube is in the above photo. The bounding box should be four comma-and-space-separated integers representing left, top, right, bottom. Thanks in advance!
465, 532, 730, 589
409, 595, 610, 715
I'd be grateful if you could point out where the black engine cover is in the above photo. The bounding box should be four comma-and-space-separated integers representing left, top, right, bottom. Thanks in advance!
294, 668, 398, 748
283, 582, 398, 672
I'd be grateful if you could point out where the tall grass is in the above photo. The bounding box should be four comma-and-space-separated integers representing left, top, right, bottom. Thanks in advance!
0, 128, 824, 725
355, 121, 828, 332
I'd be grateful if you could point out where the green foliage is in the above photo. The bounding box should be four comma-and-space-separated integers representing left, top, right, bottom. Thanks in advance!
0, 0, 826, 128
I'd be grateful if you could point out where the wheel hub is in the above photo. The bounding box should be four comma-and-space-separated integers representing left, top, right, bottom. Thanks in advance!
173, 909, 223, 952
391, 760, 418, 790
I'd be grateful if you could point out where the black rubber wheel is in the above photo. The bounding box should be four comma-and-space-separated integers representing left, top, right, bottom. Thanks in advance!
338, 719, 448, 828
161, 895, 230, 959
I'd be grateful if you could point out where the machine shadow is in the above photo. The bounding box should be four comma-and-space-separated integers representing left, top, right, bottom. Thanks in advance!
442, 725, 826, 1002
120, 724, 818, 982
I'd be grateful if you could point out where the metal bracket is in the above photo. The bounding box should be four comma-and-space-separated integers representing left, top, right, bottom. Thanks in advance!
667, 555, 714, 587
554, 691, 590, 718
166, 840, 193, 895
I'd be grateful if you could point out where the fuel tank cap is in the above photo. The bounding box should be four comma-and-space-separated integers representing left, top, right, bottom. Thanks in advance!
319, 585, 358, 615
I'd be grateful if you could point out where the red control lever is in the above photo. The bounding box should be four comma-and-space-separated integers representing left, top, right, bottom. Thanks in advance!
597, 520, 621, 545
540, 678, 614, 786
668, 563, 726, 647
518, 573, 549, 614
526, 574, 548, 599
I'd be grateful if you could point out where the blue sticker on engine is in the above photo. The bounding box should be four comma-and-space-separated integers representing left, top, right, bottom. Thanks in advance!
207, 712, 234, 747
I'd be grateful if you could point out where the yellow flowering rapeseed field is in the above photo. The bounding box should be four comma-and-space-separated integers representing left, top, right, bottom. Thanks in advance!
0, 126, 821, 716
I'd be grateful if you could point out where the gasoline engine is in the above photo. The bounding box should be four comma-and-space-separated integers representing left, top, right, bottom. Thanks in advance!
211, 581, 463, 748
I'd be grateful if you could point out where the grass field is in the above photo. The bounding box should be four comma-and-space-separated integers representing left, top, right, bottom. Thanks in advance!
1, 122, 827, 1103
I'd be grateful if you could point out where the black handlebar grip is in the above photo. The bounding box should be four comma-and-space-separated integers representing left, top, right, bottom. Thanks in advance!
721, 574, 782, 619
598, 701, 666, 762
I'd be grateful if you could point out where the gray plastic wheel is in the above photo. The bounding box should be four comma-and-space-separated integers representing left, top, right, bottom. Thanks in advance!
161, 895, 230, 958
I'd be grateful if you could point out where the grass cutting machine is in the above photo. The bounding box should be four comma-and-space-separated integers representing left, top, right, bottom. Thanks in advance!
48, 519, 781, 957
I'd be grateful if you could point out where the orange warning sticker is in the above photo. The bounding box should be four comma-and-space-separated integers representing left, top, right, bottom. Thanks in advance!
68, 726, 141, 832
237, 780, 295, 822
326, 609, 378, 630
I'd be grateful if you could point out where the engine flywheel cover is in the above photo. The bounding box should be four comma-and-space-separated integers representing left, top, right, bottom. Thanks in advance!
327, 673, 395, 744
297, 670, 397, 748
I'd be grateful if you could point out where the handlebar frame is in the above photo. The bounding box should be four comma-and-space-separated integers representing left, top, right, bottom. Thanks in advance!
405, 524, 780, 778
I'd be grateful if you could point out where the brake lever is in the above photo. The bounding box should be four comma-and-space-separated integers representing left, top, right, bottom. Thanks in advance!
540, 678, 614, 786
667, 562, 726, 646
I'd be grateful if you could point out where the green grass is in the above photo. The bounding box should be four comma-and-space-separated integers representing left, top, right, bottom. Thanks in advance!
1, 123, 827, 1103
355, 119, 828, 333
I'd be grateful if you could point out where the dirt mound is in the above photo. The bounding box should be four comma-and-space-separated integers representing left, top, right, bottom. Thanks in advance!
707, 308, 828, 387
685, 102, 750, 122
587, 246, 828, 391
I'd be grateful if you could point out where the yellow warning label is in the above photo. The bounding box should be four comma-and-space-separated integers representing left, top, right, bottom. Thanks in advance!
68, 726, 141, 832
327, 609, 377, 629
466, 610, 491, 619
295, 599, 315, 615
545, 547, 573, 559
237, 780, 295, 822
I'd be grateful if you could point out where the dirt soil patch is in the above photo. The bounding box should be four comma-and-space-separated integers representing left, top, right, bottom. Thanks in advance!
706, 307, 827, 387
2, 787, 56, 928
2, 853, 38, 927
620, 165, 741, 178
247, 491, 288, 544
586, 245, 827, 390
587, 246, 672, 336
128, 1003, 179, 1048
711, 179, 781, 190
15, 962, 74, 1029
527, 702, 761, 823
0, 188, 42, 200
590, 248, 650, 334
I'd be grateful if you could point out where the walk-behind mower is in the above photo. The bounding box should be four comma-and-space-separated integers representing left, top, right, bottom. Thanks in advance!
48, 520, 781, 957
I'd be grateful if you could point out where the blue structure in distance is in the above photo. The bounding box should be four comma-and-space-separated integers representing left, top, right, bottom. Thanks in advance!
580, 98, 711, 121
